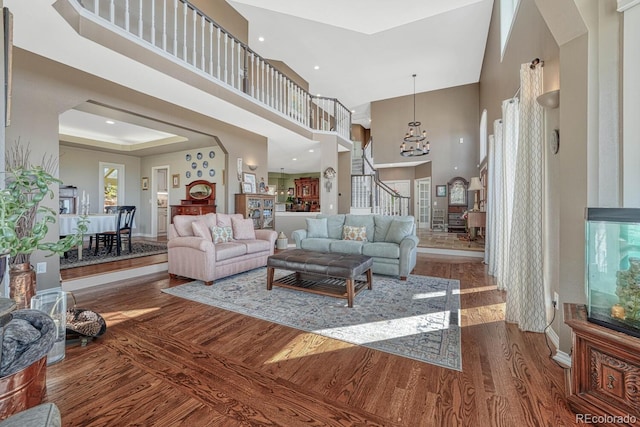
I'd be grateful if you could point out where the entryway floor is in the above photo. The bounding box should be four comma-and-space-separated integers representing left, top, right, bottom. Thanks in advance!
416, 229, 485, 252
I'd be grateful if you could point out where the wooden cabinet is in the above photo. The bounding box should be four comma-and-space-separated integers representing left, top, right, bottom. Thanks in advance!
294, 177, 320, 211
447, 177, 468, 233
170, 180, 216, 222
235, 194, 275, 229
564, 303, 640, 426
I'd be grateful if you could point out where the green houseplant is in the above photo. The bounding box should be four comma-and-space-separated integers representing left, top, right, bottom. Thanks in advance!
0, 144, 86, 308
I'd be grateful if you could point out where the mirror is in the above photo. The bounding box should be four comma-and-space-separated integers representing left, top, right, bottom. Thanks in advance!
189, 184, 212, 199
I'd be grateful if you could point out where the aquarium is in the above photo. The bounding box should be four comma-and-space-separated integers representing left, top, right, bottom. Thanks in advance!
586, 208, 640, 338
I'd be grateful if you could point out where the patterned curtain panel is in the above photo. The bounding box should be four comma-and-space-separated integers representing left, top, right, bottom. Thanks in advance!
484, 134, 495, 267
505, 63, 546, 332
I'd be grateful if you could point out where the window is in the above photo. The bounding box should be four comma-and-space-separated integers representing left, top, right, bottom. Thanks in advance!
500, 0, 521, 60
479, 109, 488, 164
99, 162, 125, 213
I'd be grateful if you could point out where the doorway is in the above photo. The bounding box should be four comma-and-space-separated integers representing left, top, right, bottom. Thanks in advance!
414, 177, 432, 229
151, 166, 170, 237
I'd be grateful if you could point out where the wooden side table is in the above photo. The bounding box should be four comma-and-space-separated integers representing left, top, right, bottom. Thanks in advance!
466, 211, 486, 244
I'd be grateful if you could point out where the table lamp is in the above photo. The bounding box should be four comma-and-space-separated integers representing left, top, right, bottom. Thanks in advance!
468, 177, 483, 211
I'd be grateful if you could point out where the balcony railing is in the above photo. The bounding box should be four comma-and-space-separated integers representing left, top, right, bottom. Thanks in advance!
74, 0, 351, 140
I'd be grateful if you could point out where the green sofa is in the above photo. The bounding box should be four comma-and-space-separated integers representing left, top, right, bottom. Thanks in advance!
291, 214, 418, 279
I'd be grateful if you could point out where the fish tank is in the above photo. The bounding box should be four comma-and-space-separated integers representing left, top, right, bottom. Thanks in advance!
586, 208, 640, 338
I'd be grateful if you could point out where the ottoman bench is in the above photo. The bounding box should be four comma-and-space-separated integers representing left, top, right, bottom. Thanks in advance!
266, 249, 373, 307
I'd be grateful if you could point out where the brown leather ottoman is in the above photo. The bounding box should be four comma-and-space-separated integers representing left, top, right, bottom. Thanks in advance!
266, 249, 373, 307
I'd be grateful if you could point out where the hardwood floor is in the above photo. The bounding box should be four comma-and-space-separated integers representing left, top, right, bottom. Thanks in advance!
50, 253, 580, 426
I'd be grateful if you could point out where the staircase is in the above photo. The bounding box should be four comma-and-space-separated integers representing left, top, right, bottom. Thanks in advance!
351, 140, 410, 216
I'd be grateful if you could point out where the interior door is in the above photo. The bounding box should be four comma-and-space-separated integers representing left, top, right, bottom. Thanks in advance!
414, 177, 431, 229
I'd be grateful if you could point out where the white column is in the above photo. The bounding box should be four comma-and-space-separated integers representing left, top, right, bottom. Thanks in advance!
619, 1, 640, 206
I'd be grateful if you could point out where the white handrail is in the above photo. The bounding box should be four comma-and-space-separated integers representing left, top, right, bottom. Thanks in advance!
74, 0, 351, 140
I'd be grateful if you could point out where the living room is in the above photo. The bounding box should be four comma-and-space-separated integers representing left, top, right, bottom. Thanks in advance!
1, 0, 638, 425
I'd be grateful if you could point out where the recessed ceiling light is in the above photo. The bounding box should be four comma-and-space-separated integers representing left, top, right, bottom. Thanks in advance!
105, 120, 115, 124
314, 65, 320, 70
292, 158, 297, 161
308, 149, 314, 153
258, 36, 264, 42
454, 166, 458, 170
316, 93, 321, 97
351, 110, 355, 113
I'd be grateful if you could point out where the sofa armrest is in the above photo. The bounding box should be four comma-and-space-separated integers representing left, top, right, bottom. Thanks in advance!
399, 235, 419, 278
167, 236, 215, 253
400, 234, 419, 250
255, 229, 277, 247
291, 229, 307, 248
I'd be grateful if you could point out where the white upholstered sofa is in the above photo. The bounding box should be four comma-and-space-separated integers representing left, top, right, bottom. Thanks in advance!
168, 213, 277, 285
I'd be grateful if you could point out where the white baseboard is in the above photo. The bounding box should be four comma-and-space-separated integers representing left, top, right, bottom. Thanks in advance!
62, 263, 168, 291
546, 325, 572, 368
417, 247, 485, 258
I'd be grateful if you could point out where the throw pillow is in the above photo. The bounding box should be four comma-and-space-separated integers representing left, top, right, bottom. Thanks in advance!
191, 220, 213, 242
210, 226, 233, 243
342, 225, 367, 241
306, 218, 328, 238
385, 218, 414, 244
231, 217, 256, 240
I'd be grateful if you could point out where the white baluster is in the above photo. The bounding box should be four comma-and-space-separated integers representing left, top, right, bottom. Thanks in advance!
151, 0, 156, 45
182, 1, 187, 61
93, 0, 98, 15
237, 44, 243, 90
200, 16, 205, 71
125, 0, 130, 31
172, 0, 177, 55
191, 8, 197, 67
230, 39, 235, 87
138, 0, 143, 38
208, 22, 213, 75
110, 0, 115, 24
250, 53, 255, 97
223, 33, 228, 84
216, 27, 221, 79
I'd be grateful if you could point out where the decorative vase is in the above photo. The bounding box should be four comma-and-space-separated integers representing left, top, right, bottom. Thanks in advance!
9, 263, 36, 309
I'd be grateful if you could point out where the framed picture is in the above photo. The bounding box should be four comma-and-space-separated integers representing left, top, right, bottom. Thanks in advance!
288, 187, 295, 196
241, 182, 253, 194
141, 177, 149, 190
243, 172, 257, 193
436, 185, 446, 197
172, 174, 180, 188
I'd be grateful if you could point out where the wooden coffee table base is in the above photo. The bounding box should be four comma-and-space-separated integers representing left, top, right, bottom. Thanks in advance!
267, 269, 372, 308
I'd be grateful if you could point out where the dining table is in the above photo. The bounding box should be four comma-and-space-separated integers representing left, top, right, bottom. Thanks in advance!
59, 214, 136, 260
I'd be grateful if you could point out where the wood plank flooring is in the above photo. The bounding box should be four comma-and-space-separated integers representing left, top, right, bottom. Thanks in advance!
51, 253, 581, 426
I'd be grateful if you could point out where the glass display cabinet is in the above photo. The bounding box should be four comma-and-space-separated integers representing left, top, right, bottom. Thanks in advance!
585, 207, 640, 338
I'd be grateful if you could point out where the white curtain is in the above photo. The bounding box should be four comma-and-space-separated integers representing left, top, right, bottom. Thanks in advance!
504, 63, 546, 331
484, 134, 495, 266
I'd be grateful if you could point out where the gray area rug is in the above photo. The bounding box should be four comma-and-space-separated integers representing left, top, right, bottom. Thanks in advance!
60, 242, 167, 270
162, 268, 461, 370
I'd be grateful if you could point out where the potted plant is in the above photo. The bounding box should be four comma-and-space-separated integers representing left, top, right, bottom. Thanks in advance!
0, 145, 86, 308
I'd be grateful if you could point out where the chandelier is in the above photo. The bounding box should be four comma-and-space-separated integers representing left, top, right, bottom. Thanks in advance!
400, 74, 430, 157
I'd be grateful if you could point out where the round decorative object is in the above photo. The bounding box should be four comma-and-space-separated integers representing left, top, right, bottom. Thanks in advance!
323, 167, 336, 179
209, 169, 216, 177
197, 152, 203, 160
209, 150, 215, 158
191, 162, 197, 169
185, 154, 192, 161
550, 129, 560, 154
186, 171, 191, 178
202, 161, 208, 168
197, 170, 203, 178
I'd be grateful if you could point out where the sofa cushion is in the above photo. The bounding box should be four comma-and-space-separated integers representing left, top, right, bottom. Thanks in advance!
192, 220, 213, 242
215, 242, 247, 261
211, 226, 233, 243
239, 239, 271, 254
300, 238, 332, 252
342, 225, 368, 241
385, 217, 414, 244
317, 214, 346, 239
306, 218, 328, 238
373, 215, 394, 242
217, 213, 244, 227
232, 217, 256, 240
330, 239, 364, 255
345, 215, 375, 242
362, 242, 401, 259
173, 213, 217, 237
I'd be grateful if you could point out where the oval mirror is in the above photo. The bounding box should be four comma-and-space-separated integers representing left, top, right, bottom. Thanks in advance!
189, 184, 212, 199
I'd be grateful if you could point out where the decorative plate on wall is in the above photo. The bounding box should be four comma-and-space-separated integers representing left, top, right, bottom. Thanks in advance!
197, 152, 203, 160
186, 171, 191, 178
209, 169, 215, 177
209, 150, 215, 158
197, 170, 203, 178
191, 162, 197, 169
203, 161, 208, 168
185, 153, 192, 161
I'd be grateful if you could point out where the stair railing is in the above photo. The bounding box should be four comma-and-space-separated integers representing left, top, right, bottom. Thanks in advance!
73, 0, 351, 140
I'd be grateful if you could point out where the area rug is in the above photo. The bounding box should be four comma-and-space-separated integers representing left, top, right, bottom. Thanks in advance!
60, 242, 167, 269
162, 268, 461, 370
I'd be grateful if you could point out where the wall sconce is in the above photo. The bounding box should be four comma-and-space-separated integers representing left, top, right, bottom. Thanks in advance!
468, 177, 483, 211
247, 164, 258, 171
536, 89, 560, 109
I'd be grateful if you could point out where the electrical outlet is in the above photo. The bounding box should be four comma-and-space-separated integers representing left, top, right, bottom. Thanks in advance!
553, 292, 560, 310
36, 262, 46, 274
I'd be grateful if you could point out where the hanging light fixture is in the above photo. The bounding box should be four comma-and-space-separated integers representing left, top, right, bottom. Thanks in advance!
400, 74, 429, 157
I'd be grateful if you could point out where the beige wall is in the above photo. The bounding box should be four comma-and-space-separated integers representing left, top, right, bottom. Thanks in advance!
371, 83, 480, 214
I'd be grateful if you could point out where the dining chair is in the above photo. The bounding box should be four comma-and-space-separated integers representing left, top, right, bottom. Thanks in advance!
93, 206, 136, 256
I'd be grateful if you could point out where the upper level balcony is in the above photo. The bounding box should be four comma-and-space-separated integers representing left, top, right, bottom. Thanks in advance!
46, 0, 352, 166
